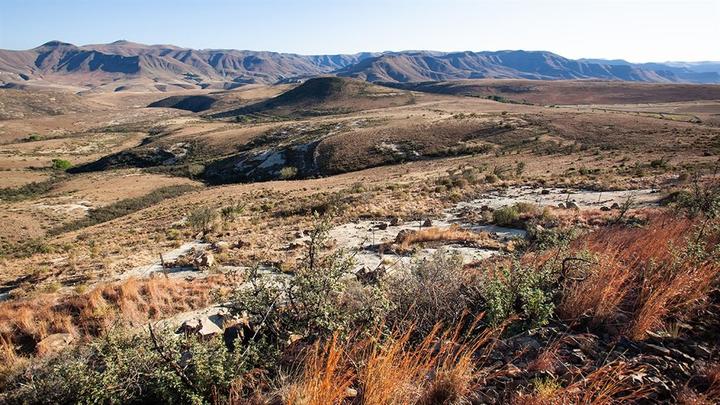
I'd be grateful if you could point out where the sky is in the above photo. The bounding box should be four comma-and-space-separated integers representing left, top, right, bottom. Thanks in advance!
0, 0, 717, 62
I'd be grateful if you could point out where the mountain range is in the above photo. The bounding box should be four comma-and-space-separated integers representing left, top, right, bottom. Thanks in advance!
1, 40, 719, 92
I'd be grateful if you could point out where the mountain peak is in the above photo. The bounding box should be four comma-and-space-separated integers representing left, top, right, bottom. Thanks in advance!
37, 40, 75, 48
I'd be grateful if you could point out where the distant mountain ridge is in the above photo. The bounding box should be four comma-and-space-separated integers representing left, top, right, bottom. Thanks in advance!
0, 41, 718, 92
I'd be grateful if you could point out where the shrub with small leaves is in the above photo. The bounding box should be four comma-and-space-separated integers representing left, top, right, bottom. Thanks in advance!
51, 159, 72, 171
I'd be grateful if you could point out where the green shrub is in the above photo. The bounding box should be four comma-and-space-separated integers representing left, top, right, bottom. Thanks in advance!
1, 327, 261, 404
51, 159, 72, 171
220, 202, 245, 223
23, 134, 42, 142
232, 213, 385, 340
481, 261, 557, 327
493, 205, 520, 226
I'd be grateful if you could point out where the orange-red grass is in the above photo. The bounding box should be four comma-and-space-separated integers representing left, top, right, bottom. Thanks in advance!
557, 215, 720, 340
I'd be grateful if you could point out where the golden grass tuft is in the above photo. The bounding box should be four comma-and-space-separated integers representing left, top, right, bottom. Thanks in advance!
285, 319, 501, 405
0, 275, 220, 359
392, 225, 501, 252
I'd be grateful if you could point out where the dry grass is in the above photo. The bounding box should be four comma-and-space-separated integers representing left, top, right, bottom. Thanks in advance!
285, 320, 501, 405
0, 276, 220, 360
516, 361, 652, 404
557, 215, 720, 339
391, 225, 502, 252
284, 334, 355, 405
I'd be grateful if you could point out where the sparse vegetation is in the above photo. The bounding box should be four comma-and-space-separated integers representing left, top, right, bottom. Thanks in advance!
50, 185, 197, 235
187, 206, 219, 234
2, 51, 720, 404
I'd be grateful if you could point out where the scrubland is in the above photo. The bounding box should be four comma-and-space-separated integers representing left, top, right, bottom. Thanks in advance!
0, 79, 719, 403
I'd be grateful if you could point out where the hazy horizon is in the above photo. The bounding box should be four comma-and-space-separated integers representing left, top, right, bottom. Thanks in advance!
1, 0, 718, 63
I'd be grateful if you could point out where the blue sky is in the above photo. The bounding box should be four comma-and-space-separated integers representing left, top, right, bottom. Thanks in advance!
0, 0, 717, 62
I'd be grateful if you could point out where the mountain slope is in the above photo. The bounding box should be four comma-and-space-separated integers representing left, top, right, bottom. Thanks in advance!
0, 41, 376, 91
1, 41, 719, 91
336, 51, 682, 83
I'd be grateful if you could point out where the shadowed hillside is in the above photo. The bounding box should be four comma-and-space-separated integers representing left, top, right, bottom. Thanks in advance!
210, 77, 416, 118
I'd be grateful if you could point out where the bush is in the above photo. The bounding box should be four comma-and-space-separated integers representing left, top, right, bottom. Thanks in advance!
481, 261, 557, 327
187, 206, 218, 234
0, 327, 261, 404
51, 159, 72, 171
493, 206, 520, 226
232, 213, 386, 341
0, 179, 58, 202
386, 250, 474, 336
220, 202, 245, 223
279, 166, 298, 180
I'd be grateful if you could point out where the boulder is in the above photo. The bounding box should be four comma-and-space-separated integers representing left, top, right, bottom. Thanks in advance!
177, 316, 223, 337
36, 333, 74, 356
212, 241, 231, 252
422, 219, 433, 227
376, 222, 388, 230
193, 251, 215, 268
389, 216, 402, 226
600, 206, 611, 211
541, 189, 551, 195
610, 202, 621, 210
566, 201, 579, 209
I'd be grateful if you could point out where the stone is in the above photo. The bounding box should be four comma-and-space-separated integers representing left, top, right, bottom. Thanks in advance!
541, 189, 551, 195
345, 387, 358, 398
566, 201, 579, 209
389, 217, 401, 226
177, 316, 223, 337
422, 219, 433, 227
193, 251, 215, 268
610, 202, 620, 209
36, 333, 74, 356
557, 203, 566, 209
355, 265, 386, 285
376, 222, 388, 230
213, 241, 231, 252
600, 206, 611, 211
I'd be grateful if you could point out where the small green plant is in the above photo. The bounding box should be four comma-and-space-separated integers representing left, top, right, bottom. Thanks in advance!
1, 327, 262, 404
220, 202, 245, 223
51, 159, 72, 171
